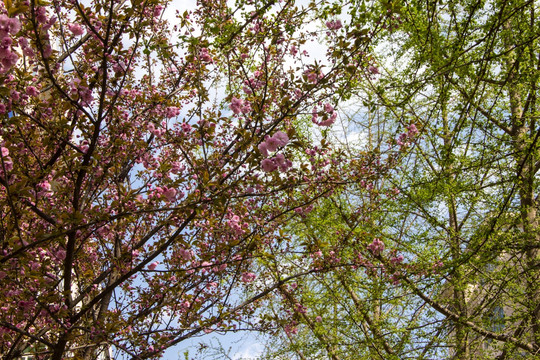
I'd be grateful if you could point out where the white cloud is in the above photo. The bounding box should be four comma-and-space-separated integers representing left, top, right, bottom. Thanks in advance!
232, 342, 264, 360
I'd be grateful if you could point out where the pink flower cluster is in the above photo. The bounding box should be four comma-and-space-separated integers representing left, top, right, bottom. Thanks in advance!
0, 146, 13, 176
18, 37, 34, 58
153, 5, 163, 17
242, 72, 264, 94
67, 23, 85, 36
148, 186, 181, 203
294, 204, 314, 216
304, 69, 323, 84
165, 106, 181, 118
368, 65, 380, 75
26, 86, 39, 97
37, 180, 53, 198
147, 122, 165, 137
161, 187, 177, 202
199, 48, 212, 62
0, 15, 20, 73
326, 19, 342, 30
258, 131, 292, 173
258, 131, 289, 157
171, 161, 185, 174
176, 248, 193, 261
284, 321, 298, 335
227, 214, 244, 235
112, 59, 126, 74
35, 6, 48, 24
390, 254, 404, 265
408, 124, 418, 136
312, 103, 337, 127
261, 153, 292, 173
229, 97, 251, 114
69, 78, 94, 104
241, 272, 256, 283
367, 238, 385, 256
396, 124, 419, 147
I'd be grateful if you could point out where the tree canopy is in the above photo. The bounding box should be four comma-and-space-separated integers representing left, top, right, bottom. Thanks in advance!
1, 0, 540, 359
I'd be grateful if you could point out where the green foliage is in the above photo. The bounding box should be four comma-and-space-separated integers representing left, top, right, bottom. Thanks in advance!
254, 0, 540, 358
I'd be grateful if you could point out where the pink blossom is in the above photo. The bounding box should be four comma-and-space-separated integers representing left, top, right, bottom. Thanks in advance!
38, 181, 52, 194
165, 106, 180, 118
18, 37, 28, 48
259, 131, 289, 156
55, 249, 66, 260
326, 20, 342, 30
0, 50, 17, 71
290, 45, 298, 55
390, 254, 404, 265
112, 60, 126, 73
171, 162, 184, 174
1, 37, 11, 47
241, 101, 252, 113
274, 153, 292, 172
258, 142, 269, 157
2, 158, 13, 171
407, 124, 418, 137
284, 322, 298, 335
324, 103, 334, 113
241, 272, 256, 283
1, 147, 8, 156
261, 158, 277, 172
181, 122, 191, 132
265, 136, 280, 152
367, 238, 385, 256
368, 65, 380, 74
9, 17, 20, 33
318, 111, 337, 126
36, 7, 48, 23
148, 262, 159, 270
199, 48, 212, 62
26, 86, 39, 97
10, 91, 19, 102
0, 15, 21, 34
230, 97, 243, 114
0, 46, 11, 61
162, 187, 177, 202
178, 249, 193, 261
43, 45, 53, 58
272, 131, 289, 147
153, 5, 163, 17
305, 71, 318, 83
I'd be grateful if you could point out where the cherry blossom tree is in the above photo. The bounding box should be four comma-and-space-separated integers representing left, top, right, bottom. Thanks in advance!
0, 0, 389, 359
